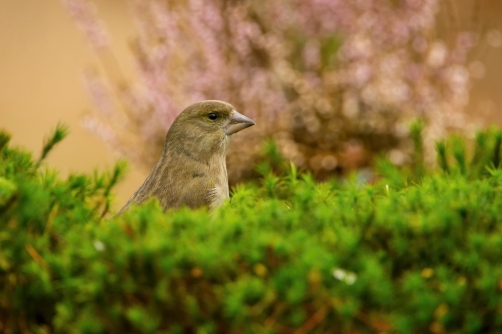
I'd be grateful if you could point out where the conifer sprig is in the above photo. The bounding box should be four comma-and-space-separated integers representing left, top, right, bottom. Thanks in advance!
100, 159, 128, 217
38, 123, 69, 165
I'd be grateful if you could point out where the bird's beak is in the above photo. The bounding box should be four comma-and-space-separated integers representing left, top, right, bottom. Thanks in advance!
225, 110, 255, 135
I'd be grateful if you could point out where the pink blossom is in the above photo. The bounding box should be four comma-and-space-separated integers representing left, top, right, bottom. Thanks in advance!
61, 0, 109, 52
66, 0, 479, 179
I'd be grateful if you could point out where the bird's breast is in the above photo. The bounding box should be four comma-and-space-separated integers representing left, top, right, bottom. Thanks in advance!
206, 155, 229, 209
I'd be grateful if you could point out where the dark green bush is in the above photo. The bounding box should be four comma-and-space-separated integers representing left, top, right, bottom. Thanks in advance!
2, 125, 502, 333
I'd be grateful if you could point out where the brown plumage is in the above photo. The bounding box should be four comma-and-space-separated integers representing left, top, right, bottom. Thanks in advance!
117, 100, 255, 214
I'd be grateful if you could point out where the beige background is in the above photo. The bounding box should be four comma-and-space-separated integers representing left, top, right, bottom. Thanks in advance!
1, 1, 502, 210
0, 0, 144, 209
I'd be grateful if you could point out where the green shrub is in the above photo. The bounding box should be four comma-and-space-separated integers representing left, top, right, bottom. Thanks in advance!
1, 125, 502, 333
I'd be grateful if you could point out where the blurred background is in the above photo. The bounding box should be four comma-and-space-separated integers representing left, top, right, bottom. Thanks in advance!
1, 0, 502, 209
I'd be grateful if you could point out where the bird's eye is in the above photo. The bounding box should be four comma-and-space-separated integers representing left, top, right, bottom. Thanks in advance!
208, 113, 218, 120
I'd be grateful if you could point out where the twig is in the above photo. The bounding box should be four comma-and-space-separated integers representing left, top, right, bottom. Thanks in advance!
44, 203, 59, 236
25, 244, 50, 272
294, 305, 329, 334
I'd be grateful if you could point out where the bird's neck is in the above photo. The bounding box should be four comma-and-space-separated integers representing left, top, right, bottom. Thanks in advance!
166, 133, 230, 167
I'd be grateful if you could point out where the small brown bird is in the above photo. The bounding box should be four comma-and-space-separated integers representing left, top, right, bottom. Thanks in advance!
117, 100, 255, 214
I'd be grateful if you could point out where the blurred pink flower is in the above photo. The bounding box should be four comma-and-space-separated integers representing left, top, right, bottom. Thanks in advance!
64, 0, 480, 179
61, 0, 109, 52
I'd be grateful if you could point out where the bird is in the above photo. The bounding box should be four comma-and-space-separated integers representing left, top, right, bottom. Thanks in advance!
117, 100, 255, 214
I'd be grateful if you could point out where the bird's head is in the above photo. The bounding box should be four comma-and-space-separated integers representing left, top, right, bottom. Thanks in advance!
176, 100, 255, 136
166, 100, 255, 155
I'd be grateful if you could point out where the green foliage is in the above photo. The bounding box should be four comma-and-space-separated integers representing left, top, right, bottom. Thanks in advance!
409, 119, 425, 179
38, 123, 69, 165
2, 126, 502, 333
